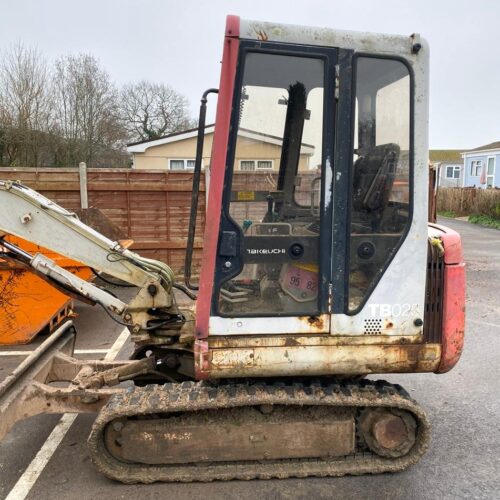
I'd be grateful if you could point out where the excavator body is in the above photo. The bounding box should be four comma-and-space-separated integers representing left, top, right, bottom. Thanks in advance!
0, 16, 465, 483
190, 16, 464, 379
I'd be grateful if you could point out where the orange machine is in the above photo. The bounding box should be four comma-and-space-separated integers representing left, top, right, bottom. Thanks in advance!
0, 236, 91, 345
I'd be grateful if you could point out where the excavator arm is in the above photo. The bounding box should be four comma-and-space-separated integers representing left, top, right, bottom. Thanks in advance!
0, 180, 179, 339
0, 180, 195, 441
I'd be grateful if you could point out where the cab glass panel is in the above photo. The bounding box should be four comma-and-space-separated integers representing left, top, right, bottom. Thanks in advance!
218, 51, 325, 316
349, 57, 412, 311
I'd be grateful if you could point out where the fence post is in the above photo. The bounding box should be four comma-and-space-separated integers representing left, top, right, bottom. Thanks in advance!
204, 167, 210, 209
79, 162, 88, 209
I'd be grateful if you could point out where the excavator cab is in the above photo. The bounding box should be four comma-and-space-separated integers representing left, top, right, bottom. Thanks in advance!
189, 17, 464, 381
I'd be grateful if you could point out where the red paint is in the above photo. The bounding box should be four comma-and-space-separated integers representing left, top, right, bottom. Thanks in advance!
429, 223, 466, 372
437, 262, 466, 373
194, 16, 240, 378
225, 14, 240, 37
428, 223, 463, 264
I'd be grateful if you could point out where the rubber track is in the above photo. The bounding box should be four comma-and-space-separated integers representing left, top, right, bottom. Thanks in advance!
87, 379, 430, 483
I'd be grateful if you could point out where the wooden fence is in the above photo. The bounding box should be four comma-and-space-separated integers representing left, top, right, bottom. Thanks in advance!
0, 167, 206, 275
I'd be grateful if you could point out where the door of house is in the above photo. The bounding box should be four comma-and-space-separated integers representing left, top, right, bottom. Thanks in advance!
487, 157, 496, 188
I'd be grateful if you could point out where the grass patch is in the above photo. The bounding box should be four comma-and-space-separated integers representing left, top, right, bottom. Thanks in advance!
438, 210, 456, 218
468, 214, 500, 230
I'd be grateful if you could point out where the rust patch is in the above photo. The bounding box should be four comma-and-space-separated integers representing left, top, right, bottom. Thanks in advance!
372, 414, 408, 450
208, 333, 424, 349
359, 408, 416, 458
207, 344, 442, 378
298, 315, 324, 331
254, 29, 269, 41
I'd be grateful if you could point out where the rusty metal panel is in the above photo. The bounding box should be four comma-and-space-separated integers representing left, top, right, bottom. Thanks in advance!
208, 333, 424, 349
207, 343, 441, 378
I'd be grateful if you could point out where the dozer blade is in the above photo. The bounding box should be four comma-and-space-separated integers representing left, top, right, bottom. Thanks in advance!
0, 321, 76, 440
0, 320, 132, 440
88, 380, 431, 483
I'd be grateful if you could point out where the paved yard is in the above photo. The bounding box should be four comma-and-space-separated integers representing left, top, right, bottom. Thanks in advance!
1, 218, 499, 499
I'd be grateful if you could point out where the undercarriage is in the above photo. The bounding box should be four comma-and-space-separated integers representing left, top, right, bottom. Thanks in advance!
90, 379, 428, 483
0, 320, 430, 483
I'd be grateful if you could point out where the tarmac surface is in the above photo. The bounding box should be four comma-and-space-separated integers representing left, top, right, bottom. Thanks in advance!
0, 217, 499, 499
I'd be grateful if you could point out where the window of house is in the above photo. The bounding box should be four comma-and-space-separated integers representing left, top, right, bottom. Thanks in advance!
169, 159, 197, 170
446, 165, 460, 179
238, 159, 274, 171
240, 160, 255, 171
470, 160, 483, 176
257, 160, 273, 170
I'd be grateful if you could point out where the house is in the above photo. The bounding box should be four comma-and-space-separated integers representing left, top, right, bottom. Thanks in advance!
461, 141, 500, 189
430, 150, 463, 188
127, 125, 315, 171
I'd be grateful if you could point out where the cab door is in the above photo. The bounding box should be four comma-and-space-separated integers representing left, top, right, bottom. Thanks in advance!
209, 42, 337, 336
331, 55, 426, 338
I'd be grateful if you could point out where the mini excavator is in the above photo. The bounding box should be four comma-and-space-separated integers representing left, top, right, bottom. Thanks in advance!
0, 16, 465, 482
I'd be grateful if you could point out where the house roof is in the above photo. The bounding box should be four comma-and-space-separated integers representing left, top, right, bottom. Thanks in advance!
429, 150, 463, 163
464, 141, 500, 154
126, 125, 315, 155
127, 125, 211, 148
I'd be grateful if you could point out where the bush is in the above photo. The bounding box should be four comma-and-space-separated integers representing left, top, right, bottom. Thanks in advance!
438, 210, 456, 218
495, 203, 500, 218
437, 188, 500, 219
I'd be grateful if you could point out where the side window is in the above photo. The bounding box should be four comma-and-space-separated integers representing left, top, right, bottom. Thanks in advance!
218, 52, 325, 316
349, 57, 411, 311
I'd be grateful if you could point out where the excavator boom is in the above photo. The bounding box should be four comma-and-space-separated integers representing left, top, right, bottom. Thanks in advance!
0, 180, 180, 339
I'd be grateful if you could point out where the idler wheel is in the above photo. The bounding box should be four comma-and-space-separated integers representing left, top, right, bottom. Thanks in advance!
359, 408, 417, 458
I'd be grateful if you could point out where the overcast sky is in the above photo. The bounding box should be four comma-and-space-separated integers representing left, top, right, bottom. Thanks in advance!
0, 0, 498, 149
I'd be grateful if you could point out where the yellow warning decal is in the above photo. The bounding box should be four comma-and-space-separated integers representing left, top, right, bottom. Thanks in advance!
237, 191, 255, 201
292, 262, 319, 273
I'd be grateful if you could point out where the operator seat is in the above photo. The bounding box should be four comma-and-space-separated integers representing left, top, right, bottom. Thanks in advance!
351, 143, 400, 230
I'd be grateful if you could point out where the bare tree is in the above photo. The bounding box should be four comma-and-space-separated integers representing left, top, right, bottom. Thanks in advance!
53, 54, 125, 167
0, 43, 54, 166
0, 46, 191, 168
120, 81, 194, 142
